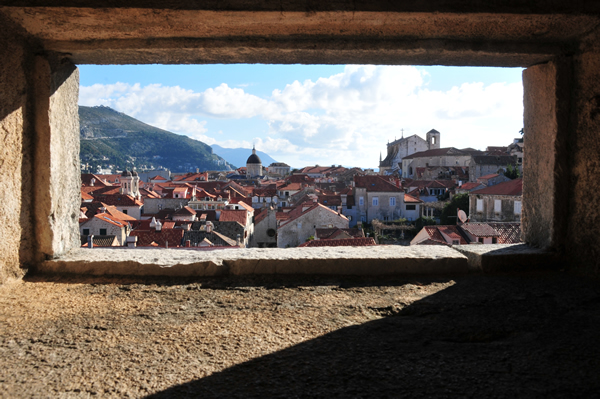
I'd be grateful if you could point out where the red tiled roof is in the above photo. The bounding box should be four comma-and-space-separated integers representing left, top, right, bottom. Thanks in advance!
404, 194, 422, 203
423, 226, 450, 245
93, 194, 143, 207
218, 210, 247, 225
81, 173, 111, 188
478, 173, 500, 180
175, 206, 196, 215
438, 226, 469, 245
354, 175, 403, 193
459, 182, 482, 190
486, 223, 522, 244
403, 147, 468, 160
81, 190, 94, 201
92, 213, 128, 228
298, 237, 376, 247
130, 229, 185, 247
471, 178, 523, 196
316, 228, 364, 240
150, 175, 167, 180
460, 223, 500, 237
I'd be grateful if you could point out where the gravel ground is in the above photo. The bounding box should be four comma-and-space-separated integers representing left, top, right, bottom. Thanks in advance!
1, 272, 600, 398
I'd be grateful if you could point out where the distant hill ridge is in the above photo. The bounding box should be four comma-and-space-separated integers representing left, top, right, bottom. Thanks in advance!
211, 144, 279, 170
79, 105, 236, 173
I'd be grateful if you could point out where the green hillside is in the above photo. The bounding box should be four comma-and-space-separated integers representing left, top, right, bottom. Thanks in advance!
79, 106, 235, 173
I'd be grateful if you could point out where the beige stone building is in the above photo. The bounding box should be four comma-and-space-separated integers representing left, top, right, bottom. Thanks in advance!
402, 148, 473, 179
79, 213, 130, 246
469, 179, 522, 223
353, 175, 408, 223
277, 203, 349, 248
380, 129, 440, 175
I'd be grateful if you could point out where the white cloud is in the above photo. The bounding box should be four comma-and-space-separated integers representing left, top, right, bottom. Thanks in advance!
79, 65, 523, 169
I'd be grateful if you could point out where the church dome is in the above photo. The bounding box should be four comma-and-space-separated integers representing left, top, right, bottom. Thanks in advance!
246, 146, 262, 165
246, 153, 262, 164
121, 170, 132, 177
131, 171, 138, 177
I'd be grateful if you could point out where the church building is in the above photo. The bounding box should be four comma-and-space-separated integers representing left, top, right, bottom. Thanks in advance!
379, 129, 441, 175
246, 145, 263, 179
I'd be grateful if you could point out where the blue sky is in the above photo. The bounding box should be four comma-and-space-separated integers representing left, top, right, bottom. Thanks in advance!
79, 65, 524, 169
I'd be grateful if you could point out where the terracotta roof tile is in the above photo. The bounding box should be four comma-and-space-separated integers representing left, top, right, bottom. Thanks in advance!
460, 223, 500, 237
471, 178, 522, 195
218, 210, 248, 225
129, 229, 185, 247
298, 237, 376, 247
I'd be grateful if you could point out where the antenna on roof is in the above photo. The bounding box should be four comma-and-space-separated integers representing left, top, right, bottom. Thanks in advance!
401, 128, 404, 139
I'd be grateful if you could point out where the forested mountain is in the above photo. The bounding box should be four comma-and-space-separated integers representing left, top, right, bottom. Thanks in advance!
79, 106, 235, 173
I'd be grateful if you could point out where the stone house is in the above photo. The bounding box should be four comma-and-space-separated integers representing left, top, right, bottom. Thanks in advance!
476, 173, 511, 187
468, 155, 519, 182
267, 162, 291, 177
469, 178, 523, 223
90, 194, 144, 219
277, 202, 349, 248
379, 129, 440, 175
218, 209, 254, 247
411, 222, 521, 246
402, 147, 474, 179
354, 175, 406, 223
80, 213, 130, 246
251, 207, 278, 248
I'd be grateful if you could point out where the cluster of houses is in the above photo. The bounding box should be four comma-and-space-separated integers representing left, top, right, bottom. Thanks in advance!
79, 129, 524, 249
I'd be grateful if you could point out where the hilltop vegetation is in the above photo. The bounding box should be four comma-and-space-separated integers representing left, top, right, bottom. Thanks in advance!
79, 106, 235, 172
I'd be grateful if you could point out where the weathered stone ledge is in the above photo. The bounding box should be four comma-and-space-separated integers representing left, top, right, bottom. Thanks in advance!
453, 243, 561, 272
36, 244, 558, 277
39, 246, 468, 277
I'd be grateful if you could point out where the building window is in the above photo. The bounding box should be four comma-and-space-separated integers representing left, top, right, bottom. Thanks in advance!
492, 237, 498, 244
83, 228, 89, 235
372, 197, 379, 206
514, 200, 522, 215
478, 237, 484, 243
406, 204, 416, 211
389, 197, 396, 206
297, 222, 302, 229
359, 197, 364, 206
476, 199, 483, 212
99, 228, 107, 235
266, 228, 276, 237
494, 199, 502, 213
452, 240, 459, 245
123, 209, 128, 214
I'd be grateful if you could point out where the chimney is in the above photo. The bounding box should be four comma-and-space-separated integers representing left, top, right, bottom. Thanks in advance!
236, 234, 242, 247
126, 236, 137, 248
196, 168, 200, 173
90, 178, 95, 187
206, 221, 213, 233
87, 235, 94, 248
155, 220, 162, 232
185, 240, 191, 247
97, 207, 106, 214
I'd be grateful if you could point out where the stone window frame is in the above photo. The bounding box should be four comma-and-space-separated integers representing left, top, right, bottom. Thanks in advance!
2, 4, 597, 280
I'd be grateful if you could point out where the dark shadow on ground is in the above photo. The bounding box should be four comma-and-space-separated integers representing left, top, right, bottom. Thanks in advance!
143, 272, 600, 398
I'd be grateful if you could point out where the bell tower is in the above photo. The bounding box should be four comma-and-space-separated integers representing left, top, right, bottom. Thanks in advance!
426, 129, 441, 150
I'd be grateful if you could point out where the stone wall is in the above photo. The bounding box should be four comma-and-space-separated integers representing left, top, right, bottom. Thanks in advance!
0, 15, 35, 282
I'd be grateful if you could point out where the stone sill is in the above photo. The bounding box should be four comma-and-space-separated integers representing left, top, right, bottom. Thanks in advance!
37, 244, 558, 277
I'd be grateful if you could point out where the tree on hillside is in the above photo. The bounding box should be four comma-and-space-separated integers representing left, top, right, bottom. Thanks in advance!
440, 193, 469, 225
